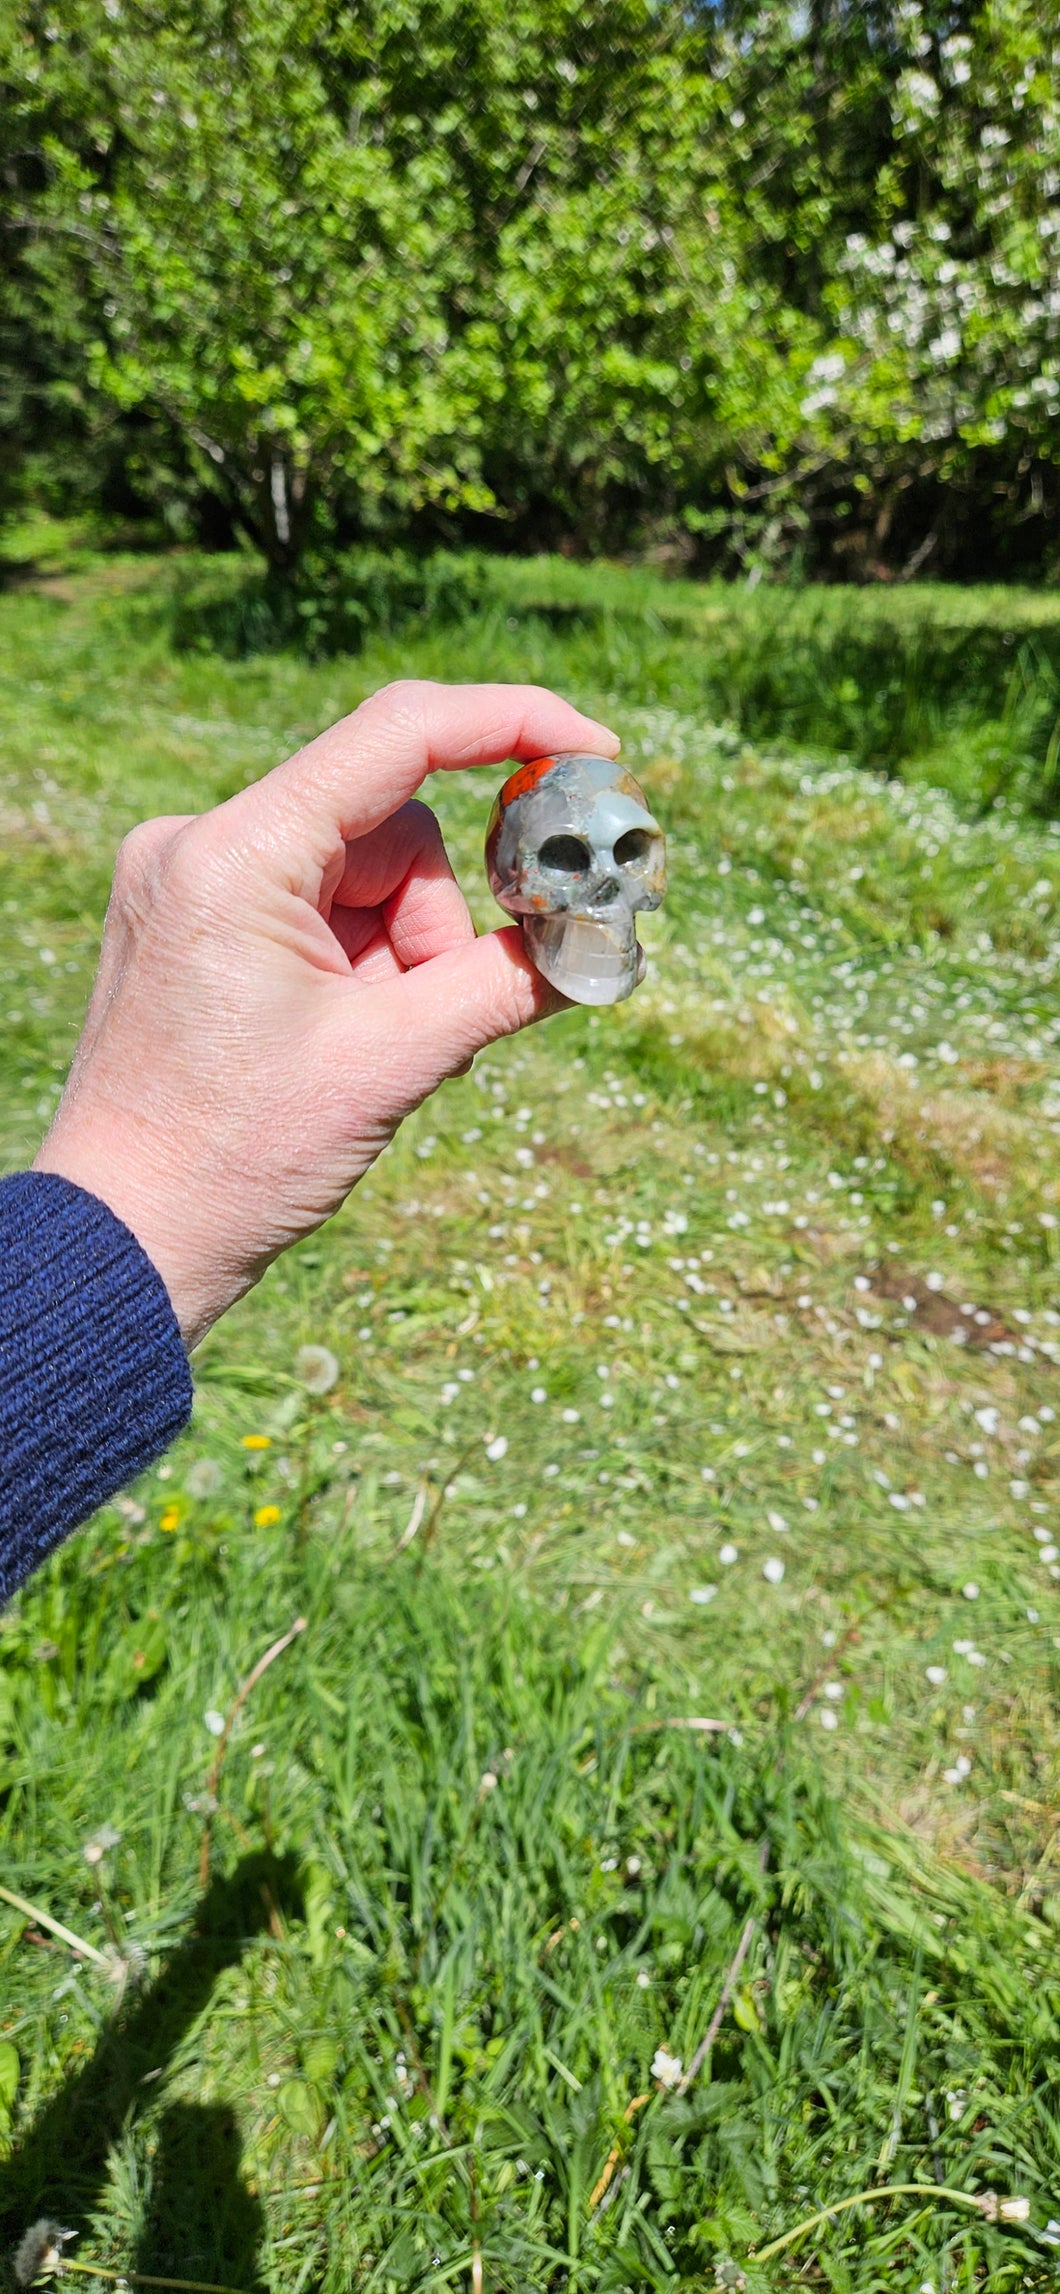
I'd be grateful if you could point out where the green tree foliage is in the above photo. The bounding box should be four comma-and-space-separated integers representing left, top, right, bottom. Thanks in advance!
2, 0, 1060, 574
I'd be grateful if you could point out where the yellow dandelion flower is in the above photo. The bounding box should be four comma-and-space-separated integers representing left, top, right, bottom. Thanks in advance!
159, 1506, 180, 1532
254, 1505, 282, 1529
241, 1434, 272, 1450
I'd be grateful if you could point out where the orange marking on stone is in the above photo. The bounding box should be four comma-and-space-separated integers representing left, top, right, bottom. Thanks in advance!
499, 753, 560, 807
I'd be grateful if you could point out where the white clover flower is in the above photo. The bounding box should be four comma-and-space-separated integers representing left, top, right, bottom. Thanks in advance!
296, 1344, 339, 1396
763, 1557, 785, 1585
690, 1585, 718, 1605
484, 1435, 508, 1462
719, 1543, 738, 1565
651, 2046, 683, 2089
204, 1709, 226, 1737
925, 1665, 947, 1686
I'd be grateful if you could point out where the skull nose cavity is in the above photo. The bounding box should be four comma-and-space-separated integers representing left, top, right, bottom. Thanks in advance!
594, 877, 621, 906
538, 833, 592, 873
614, 827, 654, 869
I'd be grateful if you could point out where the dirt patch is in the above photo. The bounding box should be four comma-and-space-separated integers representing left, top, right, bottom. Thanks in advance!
866, 1263, 1029, 1354
799, 1228, 1037, 1358
536, 1141, 596, 1184
842, 1051, 1034, 1191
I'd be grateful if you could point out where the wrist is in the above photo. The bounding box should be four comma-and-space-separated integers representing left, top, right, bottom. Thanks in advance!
33, 1121, 231, 1351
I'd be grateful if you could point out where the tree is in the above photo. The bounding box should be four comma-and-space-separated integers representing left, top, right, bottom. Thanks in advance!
0, 0, 819, 566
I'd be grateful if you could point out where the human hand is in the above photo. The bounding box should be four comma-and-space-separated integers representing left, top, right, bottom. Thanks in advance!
34, 680, 619, 1347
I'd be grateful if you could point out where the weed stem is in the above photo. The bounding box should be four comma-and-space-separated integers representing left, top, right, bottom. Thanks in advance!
753, 2181, 988, 2261
0, 1883, 110, 1969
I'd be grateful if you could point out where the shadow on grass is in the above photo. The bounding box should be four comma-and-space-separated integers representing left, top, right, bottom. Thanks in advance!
132, 2103, 266, 2293
166, 547, 601, 661
0, 1852, 299, 2290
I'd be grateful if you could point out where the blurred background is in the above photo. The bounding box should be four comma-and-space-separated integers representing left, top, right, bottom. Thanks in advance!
3, 0, 1059, 588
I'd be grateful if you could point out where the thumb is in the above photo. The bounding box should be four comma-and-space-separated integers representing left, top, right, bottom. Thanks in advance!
357, 926, 565, 1107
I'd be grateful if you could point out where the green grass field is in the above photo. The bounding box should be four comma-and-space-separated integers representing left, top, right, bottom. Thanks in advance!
2, 532, 1060, 2290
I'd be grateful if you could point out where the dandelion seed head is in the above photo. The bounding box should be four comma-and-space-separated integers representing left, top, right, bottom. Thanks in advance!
83, 1822, 122, 1866
186, 1457, 222, 1499
295, 1344, 339, 1395
14, 2220, 75, 2287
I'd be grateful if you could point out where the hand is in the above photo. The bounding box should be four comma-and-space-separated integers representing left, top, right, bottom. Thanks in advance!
34, 680, 619, 1347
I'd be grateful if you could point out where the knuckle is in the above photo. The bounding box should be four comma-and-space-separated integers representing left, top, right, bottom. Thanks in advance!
162, 820, 207, 898
360, 677, 429, 727
111, 816, 197, 919
112, 820, 164, 903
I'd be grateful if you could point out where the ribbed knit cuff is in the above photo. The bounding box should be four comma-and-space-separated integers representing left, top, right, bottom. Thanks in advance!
0, 1171, 193, 1602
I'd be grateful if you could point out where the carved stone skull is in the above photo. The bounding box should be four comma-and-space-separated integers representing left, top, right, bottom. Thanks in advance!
485, 751, 666, 1005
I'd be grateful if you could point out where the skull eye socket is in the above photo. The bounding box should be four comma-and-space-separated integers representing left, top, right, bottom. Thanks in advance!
614, 828, 654, 869
538, 834, 592, 873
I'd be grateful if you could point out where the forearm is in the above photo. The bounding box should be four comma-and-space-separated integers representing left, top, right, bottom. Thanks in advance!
0, 1172, 192, 1602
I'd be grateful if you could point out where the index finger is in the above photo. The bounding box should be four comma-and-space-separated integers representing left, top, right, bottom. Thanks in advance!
254, 681, 621, 878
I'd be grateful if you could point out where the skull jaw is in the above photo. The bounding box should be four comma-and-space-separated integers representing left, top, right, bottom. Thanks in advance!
522, 913, 647, 1006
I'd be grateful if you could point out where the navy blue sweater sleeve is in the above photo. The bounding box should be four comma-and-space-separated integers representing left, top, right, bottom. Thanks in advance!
0, 1171, 192, 1602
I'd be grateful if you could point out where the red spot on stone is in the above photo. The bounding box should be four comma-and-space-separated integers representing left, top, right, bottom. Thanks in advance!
498, 753, 560, 808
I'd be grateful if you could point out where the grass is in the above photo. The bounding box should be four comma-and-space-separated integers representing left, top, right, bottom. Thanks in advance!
155, 534, 1060, 817
2, 529, 1060, 2287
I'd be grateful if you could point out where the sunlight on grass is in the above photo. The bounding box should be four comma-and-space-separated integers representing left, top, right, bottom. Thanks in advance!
2, 545, 1060, 2288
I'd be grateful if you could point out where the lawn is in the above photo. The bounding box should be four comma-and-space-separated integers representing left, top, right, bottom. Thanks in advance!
1, 533, 1060, 2290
